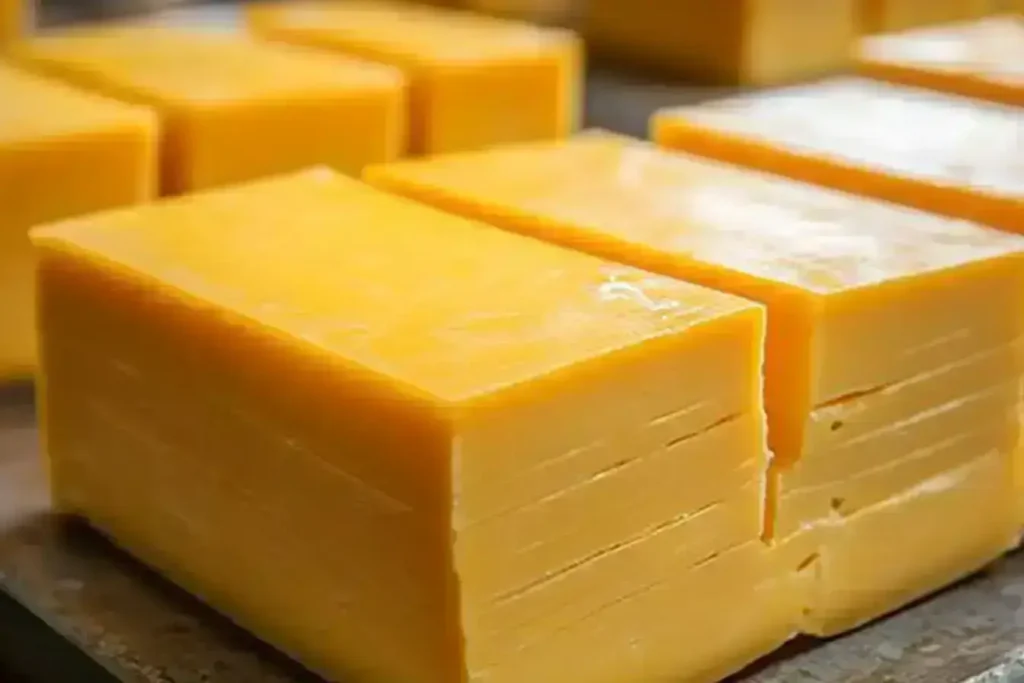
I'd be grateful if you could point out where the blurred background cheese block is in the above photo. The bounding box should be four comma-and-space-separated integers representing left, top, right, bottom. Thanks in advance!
10, 24, 407, 193
0, 62, 155, 381
859, 0, 992, 33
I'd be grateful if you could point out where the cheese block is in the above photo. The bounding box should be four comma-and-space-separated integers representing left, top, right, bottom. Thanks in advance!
860, 0, 992, 33
857, 16, 1024, 107
583, 0, 859, 86
364, 132, 1024, 635
0, 63, 154, 381
32, 168, 789, 683
652, 77, 1023, 235
465, 0, 578, 24
10, 25, 405, 194
245, 0, 581, 155
0, 0, 28, 43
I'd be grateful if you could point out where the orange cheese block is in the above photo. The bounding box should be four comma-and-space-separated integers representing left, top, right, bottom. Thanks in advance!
245, 0, 581, 155
365, 132, 1024, 635
0, 63, 155, 381
652, 77, 1023, 235
465, 0, 578, 24
859, 0, 992, 33
10, 25, 406, 195
583, 0, 859, 86
0, 0, 29, 43
857, 16, 1024, 107
32, 167, 788, 683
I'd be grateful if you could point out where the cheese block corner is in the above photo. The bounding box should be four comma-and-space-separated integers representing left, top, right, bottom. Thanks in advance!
32, 167, 783, 683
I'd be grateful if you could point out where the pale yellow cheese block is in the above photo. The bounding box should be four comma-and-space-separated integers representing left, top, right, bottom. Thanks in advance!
0, 63, 155, 381
11, 25, 406, 194
584, 0, 859, 86
365, 131, 1024, 636
246, 0, 582, 155
33, 168, 787, 683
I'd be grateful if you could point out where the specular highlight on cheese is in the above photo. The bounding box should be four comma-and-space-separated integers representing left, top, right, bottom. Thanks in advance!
364, 132, 1024, 636
10, 25, 406, 194
245, 0, 581, 155
32, 168, 781, 683
652, 77, 1023, 235
0, 62, 155, 381
857, 15, 1024, 107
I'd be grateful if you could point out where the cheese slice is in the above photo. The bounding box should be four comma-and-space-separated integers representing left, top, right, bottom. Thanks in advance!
364, 132, 1024, 635
583, 0, 859, 86
859, 0, 993, 33
10, 25, 406, 194
245, 0, 581, 155
857, 15, 1024, 107
32, 168, 784, 683
0, 63, 154, 381
652, 77, 1023, 235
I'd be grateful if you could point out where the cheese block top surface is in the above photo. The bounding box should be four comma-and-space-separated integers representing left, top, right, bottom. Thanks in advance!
662, 77, 1023, 199
367, 133, 1024, 293
859, 15, 1024, 84
246, 0, 576, 64
14, 25, 404, 107
32, 168, 755, 404
0, 62, 152, 146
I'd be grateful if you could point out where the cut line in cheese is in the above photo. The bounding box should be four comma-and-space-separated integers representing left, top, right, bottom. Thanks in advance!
364, 131, 1024, 636
0, 62, 155, 381
651, 77, 1023, 235
245, 0, 581, 155
10, 24, 406, 194
32, 167, 782, 683
857, 15, 1024, 107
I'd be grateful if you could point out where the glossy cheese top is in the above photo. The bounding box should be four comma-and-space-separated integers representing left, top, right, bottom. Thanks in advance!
859, 15, 1024, 84
368, 133, 1024, 292
32, 168, 755, 403
0, 62, 152, 146
13, 25, 404, 107
245, 0, 576, 65
663, 77, 1024, 198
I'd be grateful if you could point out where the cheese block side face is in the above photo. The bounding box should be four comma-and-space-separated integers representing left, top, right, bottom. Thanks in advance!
33, 168, 775, 683
861, 0, 992, 32
651, 77, 1024, 234
245, 0, 582, 155
364, 133, 1024, 634
583, 0, 854, 86
743, 0, 859, 86
856, 16, 1024, 107
11, 27, 407, 193
0, 64, 156, 381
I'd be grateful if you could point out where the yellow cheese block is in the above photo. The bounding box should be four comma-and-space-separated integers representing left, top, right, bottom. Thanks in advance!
0, 0, 28, 43
32, 168, 788, 683
10, 25, 406, 195
860, 0, 992, 33
0, 63, 155, 381
364, 132, 1024, 635
652, 77, 1024, 235
583, 0, 859, 86
857, 16, 1024, 107
245, 0, 581, 155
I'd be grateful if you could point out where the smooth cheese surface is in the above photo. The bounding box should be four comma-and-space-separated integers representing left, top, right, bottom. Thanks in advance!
33, 168, 779, 683
0, 62, 155, 380
652, 77, 1024, 234
365, 132, 1024, 634
859, 0, 993, 33
858, 16, 1024, 106
584, 0, 859, 86
246, 0, 581, 155
12, 25, 406, 193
